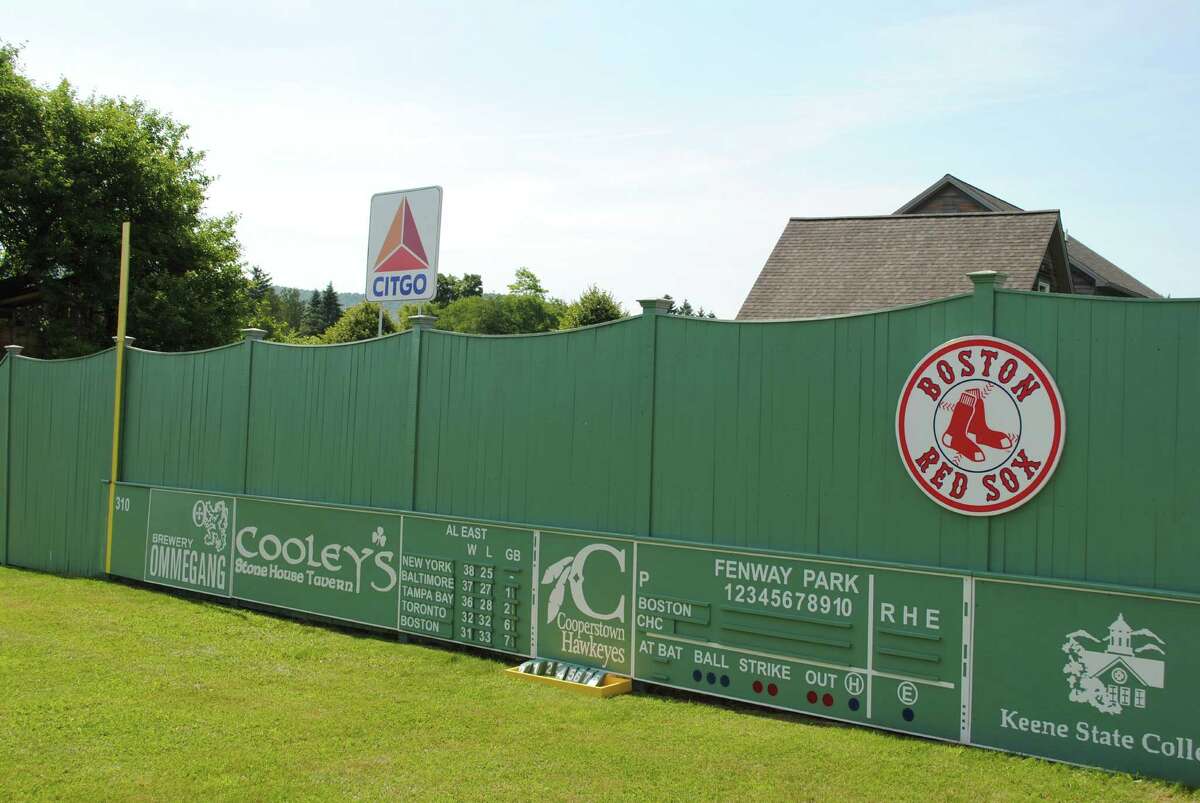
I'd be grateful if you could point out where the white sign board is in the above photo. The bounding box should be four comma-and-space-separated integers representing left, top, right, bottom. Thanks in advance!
365, 186, 442, 303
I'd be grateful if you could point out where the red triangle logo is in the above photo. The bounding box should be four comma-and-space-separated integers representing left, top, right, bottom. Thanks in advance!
376, 245, 427, 271
374, 198, 430, 272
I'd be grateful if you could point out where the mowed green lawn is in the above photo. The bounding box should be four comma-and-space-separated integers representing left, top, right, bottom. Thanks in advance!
0, 568, 1192, 801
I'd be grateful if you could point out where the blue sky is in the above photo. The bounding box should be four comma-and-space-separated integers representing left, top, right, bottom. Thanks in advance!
9, 1, 1199, 315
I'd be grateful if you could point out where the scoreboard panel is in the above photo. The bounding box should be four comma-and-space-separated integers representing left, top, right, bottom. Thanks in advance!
399, 514, 534, 656
106, 482, 1200, 785
633, 540, 966, 741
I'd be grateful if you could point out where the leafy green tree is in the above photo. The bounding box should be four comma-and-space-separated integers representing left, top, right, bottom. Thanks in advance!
276, 286, 305, 330
302, 290, 323, 335
559, 285, 625, 329
435, 295, 560, 334
0, 43, 252, 356
320, 301, 395, 343
434, 272, 483, 306
320, 282, 342, 329
508, 267, 547, 299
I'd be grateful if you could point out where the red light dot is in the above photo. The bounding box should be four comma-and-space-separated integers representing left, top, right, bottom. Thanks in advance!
822, 693, 834, 707
767, 683, 778, 696
752, 680, 763, 694
806, 690, 818, 704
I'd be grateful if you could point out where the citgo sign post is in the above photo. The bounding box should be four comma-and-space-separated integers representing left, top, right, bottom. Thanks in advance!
106, 479, 1200, 786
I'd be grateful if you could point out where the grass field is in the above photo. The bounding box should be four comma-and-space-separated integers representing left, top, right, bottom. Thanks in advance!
0, 567, 1193, 801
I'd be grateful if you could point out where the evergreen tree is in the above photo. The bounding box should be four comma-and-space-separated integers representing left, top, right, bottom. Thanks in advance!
320, 282, 342, 329
664, 294, 717, 318
248, 266, 272, 303
302, 290, 323, 335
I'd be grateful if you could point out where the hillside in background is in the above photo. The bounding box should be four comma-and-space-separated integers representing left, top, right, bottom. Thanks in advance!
275, 286, 365, 310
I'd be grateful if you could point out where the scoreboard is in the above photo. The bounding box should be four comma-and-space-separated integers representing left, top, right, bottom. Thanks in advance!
107, 483, 1200, 786
632, 540, 966, 741
399, 515, 533, 655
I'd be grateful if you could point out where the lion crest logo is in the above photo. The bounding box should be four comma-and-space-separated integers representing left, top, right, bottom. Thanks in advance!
191, 500, 230, 553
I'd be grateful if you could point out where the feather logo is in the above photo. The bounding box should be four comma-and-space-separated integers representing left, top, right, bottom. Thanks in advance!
541, 556, 575, 622
539, 543, 627, 624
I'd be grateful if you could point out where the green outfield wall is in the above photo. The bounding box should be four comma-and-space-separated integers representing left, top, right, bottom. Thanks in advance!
2, 280, 1199, 784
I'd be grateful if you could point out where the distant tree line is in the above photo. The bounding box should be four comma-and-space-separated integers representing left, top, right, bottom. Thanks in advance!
0, 43, 713, 354
245, 265, 633, 344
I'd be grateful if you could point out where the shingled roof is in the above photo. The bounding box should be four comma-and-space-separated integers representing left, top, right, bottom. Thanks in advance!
1065, 235, 1159, 298
736, 211, 1066, 320
896, 174, 1159, 298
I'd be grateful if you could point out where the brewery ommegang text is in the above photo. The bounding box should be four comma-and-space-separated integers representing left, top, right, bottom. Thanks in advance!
896, 336, 1066, 516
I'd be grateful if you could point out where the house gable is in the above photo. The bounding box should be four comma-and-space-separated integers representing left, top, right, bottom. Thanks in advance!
736, 211, 1067, 320
895, 175, 1158, 298
895, 174, 1022, 216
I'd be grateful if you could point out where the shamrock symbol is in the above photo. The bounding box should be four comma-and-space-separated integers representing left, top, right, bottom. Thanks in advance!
371, 526, 386, 547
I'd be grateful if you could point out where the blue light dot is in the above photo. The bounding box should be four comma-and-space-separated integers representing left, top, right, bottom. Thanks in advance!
903, 708, 915, 722
849, 698, 860, 711
720, 675, 730, 687
706, 672, 717, 685
692, 670, 702, 682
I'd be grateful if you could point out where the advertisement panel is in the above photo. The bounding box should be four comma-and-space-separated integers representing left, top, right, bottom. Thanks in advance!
536, 530, 633, 676
230, 498, 402, 629
971, 578, 1200, 786
104, 482, 1200, 784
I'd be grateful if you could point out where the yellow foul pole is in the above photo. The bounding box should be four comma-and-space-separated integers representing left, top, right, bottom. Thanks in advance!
104, 222, 131, 574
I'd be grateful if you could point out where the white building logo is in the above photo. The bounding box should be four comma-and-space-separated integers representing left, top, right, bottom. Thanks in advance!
1062, 613, 1165, 715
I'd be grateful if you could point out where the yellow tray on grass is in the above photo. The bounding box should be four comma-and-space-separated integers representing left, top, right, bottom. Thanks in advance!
505, 666, 632, 698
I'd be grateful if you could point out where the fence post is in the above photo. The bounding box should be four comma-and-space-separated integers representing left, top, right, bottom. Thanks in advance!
967, 270, 1003, 335
406, 315, 437, 512
1, 345, 19, 566
239, 328, 266, 495
637, 298, 672, 538
966, 271, 1004, 571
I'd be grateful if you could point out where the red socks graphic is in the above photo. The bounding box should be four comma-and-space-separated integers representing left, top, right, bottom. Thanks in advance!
941, 389, 1013, 462
942, 390, 985, 462
966, 389, 1013, 450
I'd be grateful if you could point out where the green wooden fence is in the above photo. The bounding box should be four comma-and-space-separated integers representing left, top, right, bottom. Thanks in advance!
1, 280, 1198, 594
4, 350, 115, 576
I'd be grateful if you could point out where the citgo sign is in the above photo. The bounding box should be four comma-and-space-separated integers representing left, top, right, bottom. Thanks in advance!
365, 186, 441, 303
106, 481, 1200, 786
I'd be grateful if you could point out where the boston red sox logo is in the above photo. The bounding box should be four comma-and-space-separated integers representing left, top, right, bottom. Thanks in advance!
896, 336, 1065, 515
